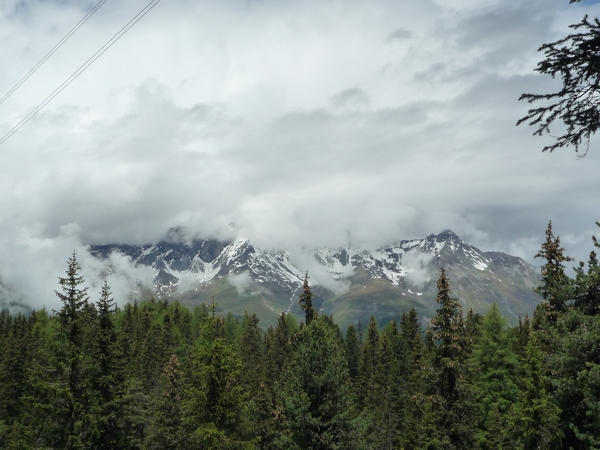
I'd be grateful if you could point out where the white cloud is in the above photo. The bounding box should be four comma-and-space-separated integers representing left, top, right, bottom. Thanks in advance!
0, 0, 599, 309
403, 249, 434, 288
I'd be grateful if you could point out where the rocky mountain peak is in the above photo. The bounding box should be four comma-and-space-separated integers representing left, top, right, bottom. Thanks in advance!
89, 231, 541, 327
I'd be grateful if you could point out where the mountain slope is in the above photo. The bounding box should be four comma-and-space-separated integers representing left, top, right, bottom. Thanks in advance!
90, 230, 541, 327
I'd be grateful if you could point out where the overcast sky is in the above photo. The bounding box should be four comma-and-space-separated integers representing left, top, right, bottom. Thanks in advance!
1, 0, 600, 309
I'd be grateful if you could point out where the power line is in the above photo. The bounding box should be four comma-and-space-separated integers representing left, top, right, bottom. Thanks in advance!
0, 0, 162, 147
0, 0, 109, 107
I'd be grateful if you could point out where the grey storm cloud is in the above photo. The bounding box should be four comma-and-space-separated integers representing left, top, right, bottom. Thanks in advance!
0, 0, 599, 310
329, 88, 371, 109
385, 28, 412, 42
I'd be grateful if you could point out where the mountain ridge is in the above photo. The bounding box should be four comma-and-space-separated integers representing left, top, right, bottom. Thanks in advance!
89, 229, 541, 327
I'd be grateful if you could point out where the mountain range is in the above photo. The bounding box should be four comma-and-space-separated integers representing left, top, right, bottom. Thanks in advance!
90, 229, 541, 328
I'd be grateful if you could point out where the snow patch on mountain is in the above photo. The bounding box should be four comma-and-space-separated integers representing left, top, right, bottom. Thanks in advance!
88, 229, 537, 309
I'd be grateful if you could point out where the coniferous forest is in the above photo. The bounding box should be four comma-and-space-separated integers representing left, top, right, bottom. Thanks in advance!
1, 222, 600, 449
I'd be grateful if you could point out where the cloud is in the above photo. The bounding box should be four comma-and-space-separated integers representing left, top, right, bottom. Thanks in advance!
403, 249, 434, 288
0, 0, 599, 310
329, 88, 370, 109
227, 271, 257, 296
385, 28, 412, 42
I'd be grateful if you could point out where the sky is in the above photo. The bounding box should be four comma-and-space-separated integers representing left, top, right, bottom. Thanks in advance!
1, 0, 600, 309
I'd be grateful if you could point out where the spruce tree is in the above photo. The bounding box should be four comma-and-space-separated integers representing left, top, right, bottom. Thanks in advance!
85, 280, 127, 449
238, 312, 264, 394
146, 354, 185, 449
344, 324, 361, 382
510, 331, 563, 450
400, 308, 427, 450
534, 221, 574, 323
55, 251, 91, 449
473, 304, 520, 447
183, 305, 250, 448
574, 224, 600, 315
278, 317, 359, 449
299, 272, 317, 326
357, 316, 379, 409
429, 269, 477, 449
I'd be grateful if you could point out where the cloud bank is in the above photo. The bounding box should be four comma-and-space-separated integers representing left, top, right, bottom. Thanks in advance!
0, 0, 599, 310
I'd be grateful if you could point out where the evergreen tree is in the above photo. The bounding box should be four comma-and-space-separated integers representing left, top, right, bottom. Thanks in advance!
53, 251, 91, 449
534, 221, 574, 323
550, 309, 600, 448
573, 223, 600, 316
238, 312, 264, 394
357, 316, 379, 409
370, 322, 405, 449
513, 315, 531, 359
517, 6, 600, 154
400, 308, 427, 450
265, 312, 293, 387
183, 306, 251, 448
299, 272, 317, 326
473, 304, 520, 448
344, 324, 361, 383
146, 354, 185, 449
278, 317, 359, 449
510, 331, 563, 450
84, 280, 127, 449
429, 269, 477, 449
485, 407, 511, 450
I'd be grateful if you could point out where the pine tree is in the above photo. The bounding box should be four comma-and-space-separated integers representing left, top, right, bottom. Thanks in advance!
54, 251, 91, 449
401, 308, 427, 450
84, 280, 127, 449
238, 312, 264, 394
299, 272, 317, 326
183, 306, 251, 448
429, 269, 477, 449
574, 223, 600, 315
278, 317, 359, 449
357, 316, 379, 409
370, 322, 405, 449
549, 308, 600, 448
473, 304, 520, 448
510, 331, 563, 450
534, 221, 574, 323
146, 354, 185, 449
344, 324, 361, 383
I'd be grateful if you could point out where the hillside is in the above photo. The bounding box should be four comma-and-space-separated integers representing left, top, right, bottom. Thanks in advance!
90, 229, 541, 327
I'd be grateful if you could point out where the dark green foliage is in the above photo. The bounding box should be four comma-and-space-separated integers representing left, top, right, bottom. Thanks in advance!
510, 331, 563, 450
550, 309, 600, 448
146, 354, 185, 449
473, 304, 520, 447
183, 309, 251, 448
299, 272, 317, 326
358, 315, 379, 408
278, 317, 359, 449
401, 308, 427, 450
51, 252, 91, 448
534, 221, 574, 323
84, 280, 127, 449
518, 11, 600, 155
344, 324, 361, 382
368, 322, 406, 449
429, 269, 477, 449
573, 223, 600, 316
238, 312, 264, 393
6, 223, 600, 449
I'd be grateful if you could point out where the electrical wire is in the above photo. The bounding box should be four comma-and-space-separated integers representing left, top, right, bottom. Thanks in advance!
0, 0, 162, 147
0, 0, 109, 107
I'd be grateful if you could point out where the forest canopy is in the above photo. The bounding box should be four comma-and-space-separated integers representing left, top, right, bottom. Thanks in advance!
1, 222, 600, 449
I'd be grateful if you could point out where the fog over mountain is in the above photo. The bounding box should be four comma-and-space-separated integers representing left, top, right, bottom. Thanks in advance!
87, 229, 541, 327
0, 0, 599, 311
